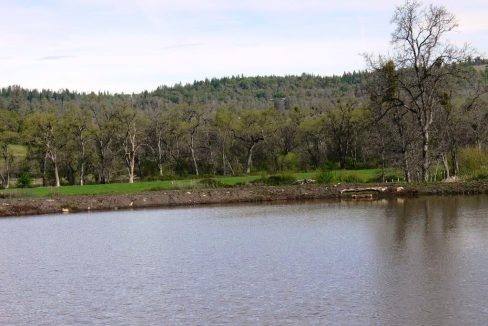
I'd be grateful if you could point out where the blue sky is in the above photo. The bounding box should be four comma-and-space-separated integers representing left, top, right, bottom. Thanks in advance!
1, 0, 487, 93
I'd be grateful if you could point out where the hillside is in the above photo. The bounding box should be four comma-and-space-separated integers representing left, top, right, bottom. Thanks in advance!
0, 71, 368, 113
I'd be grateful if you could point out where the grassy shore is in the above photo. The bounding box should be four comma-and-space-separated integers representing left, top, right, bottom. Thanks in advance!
1, 168, 487, 218
1, 180, 487, 218
1, 169, 387, 198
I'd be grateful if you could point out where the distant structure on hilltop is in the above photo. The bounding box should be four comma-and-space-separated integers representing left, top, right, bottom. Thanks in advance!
271, 97, 290, 111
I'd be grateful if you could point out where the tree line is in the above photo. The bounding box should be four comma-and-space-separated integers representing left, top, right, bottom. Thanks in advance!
0, 1, 487, 188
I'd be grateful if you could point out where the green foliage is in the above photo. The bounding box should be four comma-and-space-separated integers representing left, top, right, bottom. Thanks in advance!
316, 171, 335, 184
321, 161, 340, 171
337, 173, 363, 183
0, 62, 485, 186
0, 169, 386, 198
277, 152, 299, 171
459, 148, 488, 174
467, 170, 488, 181
198, 178, 226, 188
251, 174, 297, 186
460, 148, 488, 181
316, 169, 383, 184
372, 171, 404, 182
16, 172, 32, 188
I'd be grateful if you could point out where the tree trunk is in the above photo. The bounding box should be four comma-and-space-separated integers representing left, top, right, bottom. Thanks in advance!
442, 154, 450, 179
3, 159, 10, 189
98, 153, 107, 184
380, 146, 386, 182
421, 128, 430, 182
452, 149, 459, 176
125, 141, 136, 184
137, 159, 143, 178
80, 139, 86, 186
97, 140, 108, 184
5, 173, 9, 189
401, 149, 411, 183
42, 153, 48, 187
158, 137, 164, 177
227, 158, 235, 176
433, 161, 440, 182
0, 173, 7, 189
66, 165, 76, 185
222, 148, 227, 175
128, 156, 135, 184
80, 162, 85, 186
190, 134, 199, 176
53, 160, 61, 187
246, 143, 256, 175
99, 165, 107, 184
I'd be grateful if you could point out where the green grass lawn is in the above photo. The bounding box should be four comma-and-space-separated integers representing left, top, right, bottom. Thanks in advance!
0, 169, 392, 198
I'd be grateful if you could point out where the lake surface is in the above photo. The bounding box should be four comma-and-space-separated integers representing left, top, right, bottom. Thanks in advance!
1, 195, 488, 325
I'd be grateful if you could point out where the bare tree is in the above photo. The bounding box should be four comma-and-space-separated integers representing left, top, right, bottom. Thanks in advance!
0, 144, 14, 189
366, 1, 480, 181
25, 110, 64, 187
179, 106, 205, 176
0, 109, 19, 189
119, 101, 148, 183
89, 98, 121, 184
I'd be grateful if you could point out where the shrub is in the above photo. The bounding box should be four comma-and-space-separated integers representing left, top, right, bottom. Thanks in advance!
373, 172, 403, 182
198, 178, 225, 188
459, 148, 488, 174
267, 174, 296, 185
16, 172, 32, 188
251, 174, 296, 186
467, 170, 488, 181
277, 152, 299, 171
316, 171, 335, 184
199, 174, 218, 179
337, 173, 363, 183
144, 174, 177, 182
316, 171, 368, 184
321, 161, 340, 171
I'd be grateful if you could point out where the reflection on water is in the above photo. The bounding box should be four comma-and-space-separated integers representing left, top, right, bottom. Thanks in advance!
0, 195, 487, 324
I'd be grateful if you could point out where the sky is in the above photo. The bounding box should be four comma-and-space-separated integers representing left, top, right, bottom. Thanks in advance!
1, 0, 487, 93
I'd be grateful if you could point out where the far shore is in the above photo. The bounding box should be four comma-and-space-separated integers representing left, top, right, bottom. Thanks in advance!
1, 181, 487, 218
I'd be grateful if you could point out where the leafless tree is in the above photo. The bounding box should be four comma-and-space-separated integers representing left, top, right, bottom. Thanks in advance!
366, 1, 484, 181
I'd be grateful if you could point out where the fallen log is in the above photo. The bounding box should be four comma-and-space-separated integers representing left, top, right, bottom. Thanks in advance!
340, 187, 388, 194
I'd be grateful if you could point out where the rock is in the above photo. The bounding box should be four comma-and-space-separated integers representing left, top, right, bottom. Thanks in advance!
294, 179, 317, 185
443, 176, 460, 183
351, 194, 374, 200
340, 187, 387, 194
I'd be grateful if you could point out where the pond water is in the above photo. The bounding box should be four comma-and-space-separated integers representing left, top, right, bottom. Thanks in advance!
1, 195, 488, 325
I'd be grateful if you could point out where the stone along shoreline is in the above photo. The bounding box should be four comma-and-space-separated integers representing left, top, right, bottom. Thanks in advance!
1, 181, 487, 217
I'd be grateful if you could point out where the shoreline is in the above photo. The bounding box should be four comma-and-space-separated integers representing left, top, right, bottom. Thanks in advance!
1, 182, 487, 218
